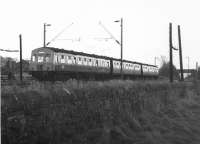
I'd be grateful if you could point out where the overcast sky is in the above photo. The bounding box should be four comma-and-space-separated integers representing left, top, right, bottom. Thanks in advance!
0, 0, 199, 69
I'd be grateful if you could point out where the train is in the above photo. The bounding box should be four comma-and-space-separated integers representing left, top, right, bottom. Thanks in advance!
29, 47, 159, 80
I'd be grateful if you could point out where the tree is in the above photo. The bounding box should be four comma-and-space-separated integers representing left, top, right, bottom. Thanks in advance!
1, 56, 29, 75
159, 61, 179, 80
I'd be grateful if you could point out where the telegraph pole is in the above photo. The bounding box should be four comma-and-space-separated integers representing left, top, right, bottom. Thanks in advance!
186, 56, 190, 73
169, 23, 173, 82
178, 25, 184, 81
19, 34, 22, 81
43, 23, 51, 47
154, 57, 160, 66
44, 23, 46, 47
120, 18, 123, 79
100, 19, 123, 79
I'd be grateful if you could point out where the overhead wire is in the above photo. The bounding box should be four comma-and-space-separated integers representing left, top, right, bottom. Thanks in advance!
0, 49, 19, 52
46, 23, 74, 46
98, 21, 120, 45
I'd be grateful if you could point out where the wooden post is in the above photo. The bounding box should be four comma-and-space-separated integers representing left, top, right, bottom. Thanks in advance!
169, 23, 173, 83
44, 23, 46, 47
120, 18, 123, 79
186, 56, 190, 76
43, 23, 51, 48
19, 34, 22, 81
178, 25, 184, 81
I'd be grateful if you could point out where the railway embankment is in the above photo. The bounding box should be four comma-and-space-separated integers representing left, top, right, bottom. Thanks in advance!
1, 80, 200, 144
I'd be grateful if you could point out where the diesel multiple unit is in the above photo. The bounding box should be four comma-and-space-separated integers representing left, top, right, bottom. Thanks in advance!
29, 47, 158, 80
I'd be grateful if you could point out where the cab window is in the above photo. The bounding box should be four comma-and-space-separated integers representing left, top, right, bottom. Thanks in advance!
38, 56, 44, 62
45, 56, 49, 62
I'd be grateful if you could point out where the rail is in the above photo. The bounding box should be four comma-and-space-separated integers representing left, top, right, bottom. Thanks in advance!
1, 74, 35, 86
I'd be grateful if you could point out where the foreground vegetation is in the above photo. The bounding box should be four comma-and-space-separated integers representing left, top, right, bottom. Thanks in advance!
1, 80, 200, 144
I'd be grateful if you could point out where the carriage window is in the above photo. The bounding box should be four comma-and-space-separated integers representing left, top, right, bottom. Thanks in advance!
54, 55, 57, 63
32, 55, 36, 62
107, 62, 109, 67
38, 56, 44, 62
102, 61, 105, 67
61, 55, 65, 63
84, 58, 86, 62
98, 60, 101, 66
68, 56, 71, 60
74, 57, 77, 63
57, 56, 59, 63
96, 60, 98, 66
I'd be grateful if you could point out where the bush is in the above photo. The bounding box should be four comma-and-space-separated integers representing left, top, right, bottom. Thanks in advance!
159, 62, 179, 80
1, 80, 200, 144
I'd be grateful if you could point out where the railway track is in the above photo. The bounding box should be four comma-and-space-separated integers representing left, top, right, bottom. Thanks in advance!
1, 74, 198, 86
1, 75, 35, 86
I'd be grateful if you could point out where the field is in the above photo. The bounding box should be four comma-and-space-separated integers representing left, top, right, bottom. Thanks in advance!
1, 80, 200, 144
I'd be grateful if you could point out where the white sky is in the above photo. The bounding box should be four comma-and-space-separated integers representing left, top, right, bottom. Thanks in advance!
0, 0, 199, 69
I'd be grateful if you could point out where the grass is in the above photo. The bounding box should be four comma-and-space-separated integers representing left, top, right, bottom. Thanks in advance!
1, 80, 200, 144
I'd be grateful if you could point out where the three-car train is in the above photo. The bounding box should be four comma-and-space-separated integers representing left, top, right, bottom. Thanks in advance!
29, 47, 159, 80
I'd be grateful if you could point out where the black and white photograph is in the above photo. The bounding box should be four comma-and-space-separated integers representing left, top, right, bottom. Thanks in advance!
1, 0, 200, 143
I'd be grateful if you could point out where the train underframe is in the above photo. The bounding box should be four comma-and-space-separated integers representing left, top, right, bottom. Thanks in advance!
30, 71, 158, 81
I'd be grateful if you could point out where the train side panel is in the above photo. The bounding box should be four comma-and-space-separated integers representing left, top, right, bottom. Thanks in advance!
29, 47, 159, 80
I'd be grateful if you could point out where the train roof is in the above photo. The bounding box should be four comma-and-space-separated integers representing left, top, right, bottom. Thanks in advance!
34, 47, 157, 67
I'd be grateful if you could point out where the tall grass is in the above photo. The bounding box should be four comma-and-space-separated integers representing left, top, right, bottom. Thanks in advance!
1, 80, 200, 144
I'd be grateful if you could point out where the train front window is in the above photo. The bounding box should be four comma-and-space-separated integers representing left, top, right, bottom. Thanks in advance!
45, 56, 49, 62
38, 56, 44, 62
